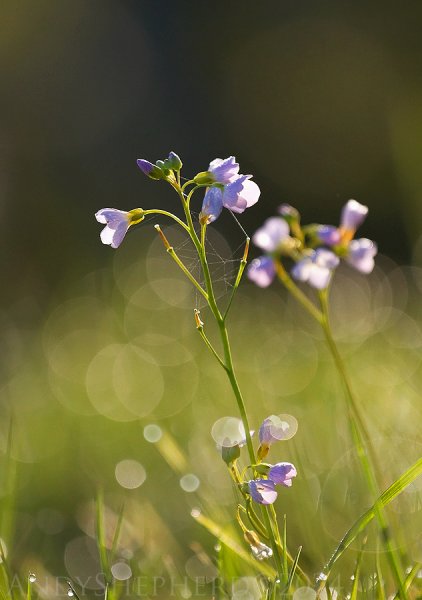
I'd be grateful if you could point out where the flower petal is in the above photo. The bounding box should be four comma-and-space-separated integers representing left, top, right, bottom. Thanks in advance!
347, 238, 377, 273
208, 156, 239, 184
247, 257, 276, 288
340, 199, 368, 231
268, 462, 297, 487
200, 187, 223, 224
248, 479, 278, 505
252, 217, 289, 252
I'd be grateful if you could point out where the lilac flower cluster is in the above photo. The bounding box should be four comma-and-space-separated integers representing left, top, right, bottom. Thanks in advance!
247, 200, 377, 290
95, 153, 260, 248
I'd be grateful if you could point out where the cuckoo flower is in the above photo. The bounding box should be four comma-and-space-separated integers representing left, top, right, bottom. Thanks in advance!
268, 462, 297, 488
346, 238, 378, 273
200, 175, 260, 224
95, 208, 144, 249
258, 415, 293, 459
291, 248, 339, 290
208, 156, 239, 184
246, 218, 291, 287
316, 199, 368, 247
340, 199, 368, 236
252, 217, 290, 253
247, 256, 276, 288
248, 479, 278, 505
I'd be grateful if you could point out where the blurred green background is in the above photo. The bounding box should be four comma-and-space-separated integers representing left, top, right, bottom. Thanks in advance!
1, 1, 422, 596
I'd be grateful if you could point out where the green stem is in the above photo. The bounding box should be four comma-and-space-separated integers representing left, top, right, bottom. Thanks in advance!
172, 182, 288, 582
143, 208, 191, 233
317, 289, 407, 599
274, 262, 323, 323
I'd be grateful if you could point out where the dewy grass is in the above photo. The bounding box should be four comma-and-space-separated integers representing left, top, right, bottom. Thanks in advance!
92, 152, 422, 598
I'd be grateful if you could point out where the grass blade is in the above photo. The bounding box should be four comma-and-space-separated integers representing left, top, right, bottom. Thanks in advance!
393, 563, 422, 599
285, 546, 302, 593
320, 456, 422, 579
192, 510, 276, 578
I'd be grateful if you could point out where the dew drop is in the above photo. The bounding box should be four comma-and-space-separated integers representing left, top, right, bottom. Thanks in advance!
67, 589, 74, 597
28, 574, 36, 583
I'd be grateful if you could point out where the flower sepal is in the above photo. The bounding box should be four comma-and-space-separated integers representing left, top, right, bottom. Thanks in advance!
221, 443, 241, 466
194, 171, 216, 185
251, 463, 271, 475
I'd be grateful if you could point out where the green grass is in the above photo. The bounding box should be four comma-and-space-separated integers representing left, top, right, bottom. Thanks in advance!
0, 234, 421, 598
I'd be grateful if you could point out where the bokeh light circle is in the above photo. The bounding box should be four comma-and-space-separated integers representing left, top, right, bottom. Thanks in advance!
115, 460, 146, 489
211, 417, 247, 448
143, 424, 162, 443
179, 474, 200, 493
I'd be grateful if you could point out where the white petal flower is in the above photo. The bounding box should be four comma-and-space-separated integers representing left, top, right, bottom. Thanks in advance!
95, 208, 144, 249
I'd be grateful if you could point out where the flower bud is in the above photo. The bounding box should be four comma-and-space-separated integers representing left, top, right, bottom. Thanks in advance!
221, 443, 240, 465
137, 159, 164, 180
278, 203, 300, 224
167, 151, 183, 171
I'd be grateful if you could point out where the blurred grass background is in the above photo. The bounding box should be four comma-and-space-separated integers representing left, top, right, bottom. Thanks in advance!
0, 0, 422, 595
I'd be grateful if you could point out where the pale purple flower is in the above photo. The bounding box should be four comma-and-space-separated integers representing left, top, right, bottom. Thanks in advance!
95, 208, 144, 249
291, 248, 339, 289
346, 238, 377, 274
340, 199, 368, 232
222, 175, 260, 213
316, 225, 341, 246
248, 479, 277, 505
268, 462, 297, 488
247, 256, 276, 288
252, 217, 290, 253
259, 415, 291, 445
208, 156, 239, 184
200, 176, 260, 224
200, 187, 223, 224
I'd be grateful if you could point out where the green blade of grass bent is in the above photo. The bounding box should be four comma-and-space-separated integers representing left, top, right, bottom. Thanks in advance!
319, 456, 422, 582
393, 563, 422, 599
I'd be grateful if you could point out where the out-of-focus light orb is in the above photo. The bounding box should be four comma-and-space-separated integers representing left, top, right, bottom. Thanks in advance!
36, 508, 65, 534
231, 577, 261, 600
185, 554, 218, 582
211, 416, 246, 447
180, 474, 200, 493
143, 424, 162, 443
293, 588, 317, 600
270, 414, 298, 441
115, 459, 146, 489
111, 562, 132, 581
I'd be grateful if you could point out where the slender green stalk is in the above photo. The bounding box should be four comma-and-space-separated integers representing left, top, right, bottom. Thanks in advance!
143, 209, 190, 233
157, 181, 298, 585
154, 225, 209, 301
273, 268, 407, 597
318, 289, 406, 599
274, 261, 323, 323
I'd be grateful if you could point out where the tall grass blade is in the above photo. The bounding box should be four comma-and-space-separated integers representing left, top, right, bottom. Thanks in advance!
320, 457, 422, 579
285, 546, 302, 593
192, 511, 276, 578
393, 564, 422, 599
